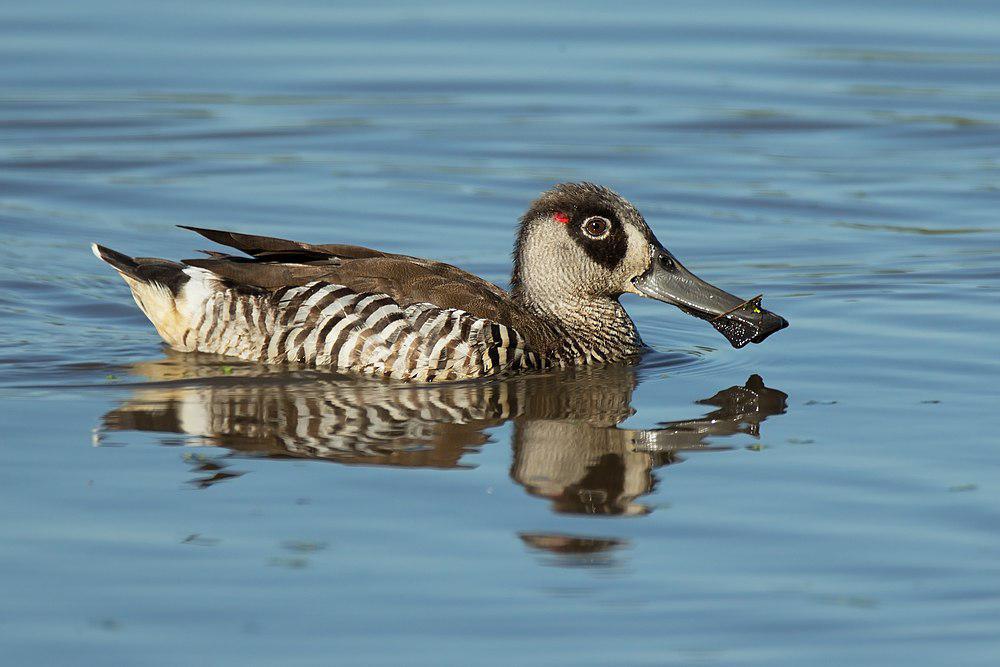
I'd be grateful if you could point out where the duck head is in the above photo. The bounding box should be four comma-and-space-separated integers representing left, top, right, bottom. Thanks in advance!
512, 183, 788, 348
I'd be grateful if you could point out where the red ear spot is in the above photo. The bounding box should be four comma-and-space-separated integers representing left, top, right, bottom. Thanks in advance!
553, 212, 570, 224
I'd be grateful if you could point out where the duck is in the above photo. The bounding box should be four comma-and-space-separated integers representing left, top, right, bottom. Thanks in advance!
92, 182, 787, 382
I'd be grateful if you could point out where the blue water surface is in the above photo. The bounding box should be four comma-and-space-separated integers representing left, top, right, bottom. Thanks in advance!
1, 1, 999, 665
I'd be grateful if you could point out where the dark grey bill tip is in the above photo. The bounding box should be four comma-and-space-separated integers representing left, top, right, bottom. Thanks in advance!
708, 309, 789, 349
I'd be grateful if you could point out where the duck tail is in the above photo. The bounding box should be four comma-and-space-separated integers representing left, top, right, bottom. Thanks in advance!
91, 243, 140, 279
91, 243, 190, 293
91, 243, 196, 349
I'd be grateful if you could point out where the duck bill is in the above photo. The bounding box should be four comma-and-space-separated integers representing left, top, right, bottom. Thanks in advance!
632, 244, 788, 348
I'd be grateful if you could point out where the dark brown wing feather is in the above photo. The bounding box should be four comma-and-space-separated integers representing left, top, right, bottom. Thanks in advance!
180, 226, 556, 350
179, 225, 388, 261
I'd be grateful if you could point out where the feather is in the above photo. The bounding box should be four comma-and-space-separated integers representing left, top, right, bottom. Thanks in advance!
178, 227, 558, 350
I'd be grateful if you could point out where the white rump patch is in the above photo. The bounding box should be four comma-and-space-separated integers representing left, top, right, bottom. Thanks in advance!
179, 267, 221, 317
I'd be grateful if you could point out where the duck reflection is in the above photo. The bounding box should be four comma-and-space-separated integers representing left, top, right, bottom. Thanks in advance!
519, 533, 629, 569
512, 373, 786, 515
99, 351, 787, 514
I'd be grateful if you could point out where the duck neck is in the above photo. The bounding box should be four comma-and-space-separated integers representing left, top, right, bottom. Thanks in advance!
513, 289, 644, 363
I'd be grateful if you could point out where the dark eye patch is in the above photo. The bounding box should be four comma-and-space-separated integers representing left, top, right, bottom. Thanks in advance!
567, 207, 627, 271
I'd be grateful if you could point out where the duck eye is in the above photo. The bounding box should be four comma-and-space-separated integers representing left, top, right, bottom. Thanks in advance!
581, 216, 611, 240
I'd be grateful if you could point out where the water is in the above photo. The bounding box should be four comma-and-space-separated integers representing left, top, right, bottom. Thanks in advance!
2, 1, 999, 664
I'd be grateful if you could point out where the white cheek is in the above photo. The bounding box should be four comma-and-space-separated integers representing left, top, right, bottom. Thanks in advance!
623, 225, 652, 274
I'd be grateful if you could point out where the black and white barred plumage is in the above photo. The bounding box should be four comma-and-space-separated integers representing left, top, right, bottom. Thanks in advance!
187, 278, 544, 381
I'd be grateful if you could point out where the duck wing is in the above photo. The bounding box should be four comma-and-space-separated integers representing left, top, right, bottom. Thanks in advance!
178, 225, 389, 262
179, 226, 549, 344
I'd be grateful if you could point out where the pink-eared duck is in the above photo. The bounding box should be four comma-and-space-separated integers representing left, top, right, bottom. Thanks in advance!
92, 183, 787, 381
